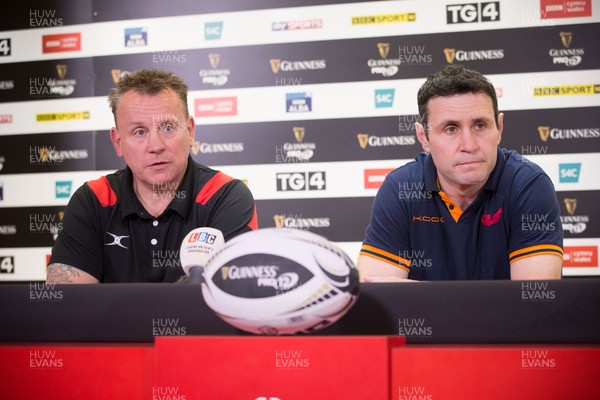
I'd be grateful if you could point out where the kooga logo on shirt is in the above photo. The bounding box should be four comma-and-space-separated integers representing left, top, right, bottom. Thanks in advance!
412, 215, 444, 223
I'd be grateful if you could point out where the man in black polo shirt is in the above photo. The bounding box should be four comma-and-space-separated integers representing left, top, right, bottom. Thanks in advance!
47, 69, 257, 283
359, 65, 563, 281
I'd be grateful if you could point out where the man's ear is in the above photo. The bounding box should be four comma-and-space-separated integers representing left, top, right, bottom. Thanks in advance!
110, 128, 124, 158
186, 115, 196, 148
415, 122, 430, 153
496, 112, 504, 145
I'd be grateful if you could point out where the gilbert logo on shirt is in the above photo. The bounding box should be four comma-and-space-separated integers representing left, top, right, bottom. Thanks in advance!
481, 207, 502, 226
104, 232, 129, 249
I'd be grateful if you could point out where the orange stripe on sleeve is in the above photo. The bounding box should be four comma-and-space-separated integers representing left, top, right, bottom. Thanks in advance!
247, 205, 258, 230
509, 244, 564, 263
195, 172, 234, 205
360, 244, 411, 271
86, 176, 117, 207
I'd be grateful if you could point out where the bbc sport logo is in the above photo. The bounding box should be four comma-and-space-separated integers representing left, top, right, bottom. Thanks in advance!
375, 89, 394, 108
559, 163, 581, 183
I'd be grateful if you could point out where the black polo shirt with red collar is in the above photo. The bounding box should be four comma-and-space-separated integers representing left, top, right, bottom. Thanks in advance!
360, 148, 563, 280
50, 156, 257, 282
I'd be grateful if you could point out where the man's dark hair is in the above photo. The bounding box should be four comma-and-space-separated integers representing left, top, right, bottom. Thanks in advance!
108, 68, 189, 123
417, 64, 499, 136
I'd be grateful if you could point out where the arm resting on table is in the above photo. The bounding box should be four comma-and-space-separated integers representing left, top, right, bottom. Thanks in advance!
357, 255, 416, 282
46, 263, 100, 284
511, 254, 562, 280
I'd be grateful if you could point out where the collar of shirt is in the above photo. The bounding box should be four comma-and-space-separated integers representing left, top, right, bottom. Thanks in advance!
422, 147, 507, 193
119, 155, 196, 220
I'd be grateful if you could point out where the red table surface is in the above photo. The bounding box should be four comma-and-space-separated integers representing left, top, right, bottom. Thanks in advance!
1, 340, 598, 400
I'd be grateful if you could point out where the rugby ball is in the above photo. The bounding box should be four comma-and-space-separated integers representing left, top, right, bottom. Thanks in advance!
200, 228, 359, 335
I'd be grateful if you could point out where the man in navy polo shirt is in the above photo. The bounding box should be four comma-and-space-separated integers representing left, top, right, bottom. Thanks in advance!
359, 65, 563, 281
47, 69, 257, 283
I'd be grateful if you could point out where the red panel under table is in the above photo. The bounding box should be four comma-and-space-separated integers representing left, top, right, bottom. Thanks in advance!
155, 335, 404, 400
0, 343, 154, 400
391, 345, 600, 400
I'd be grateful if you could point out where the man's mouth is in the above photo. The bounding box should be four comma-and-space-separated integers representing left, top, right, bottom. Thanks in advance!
457, 160, 482, 166
148, 161, 169, 168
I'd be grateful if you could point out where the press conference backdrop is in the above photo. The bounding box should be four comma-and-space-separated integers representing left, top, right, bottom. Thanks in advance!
0, 0, 599, 281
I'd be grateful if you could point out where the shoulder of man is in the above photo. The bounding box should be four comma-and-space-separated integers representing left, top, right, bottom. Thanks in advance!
83, 169, 126, 208
385, 152, 428, 183
501, 148, 549, 182
191, 160, 249, 206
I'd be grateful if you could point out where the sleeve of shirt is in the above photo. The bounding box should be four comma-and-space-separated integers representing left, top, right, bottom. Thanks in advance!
205, 179, 258, 242
48, 184, 106, 281
359, 173, 411, 272
508, 173, 564, 264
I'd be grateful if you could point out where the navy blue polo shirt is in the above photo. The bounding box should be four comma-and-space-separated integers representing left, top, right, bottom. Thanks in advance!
360, 148, 563, 280
49, 156, 257, 283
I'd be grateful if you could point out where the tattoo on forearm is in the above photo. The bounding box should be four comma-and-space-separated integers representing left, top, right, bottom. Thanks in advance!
46, 263, 81, 284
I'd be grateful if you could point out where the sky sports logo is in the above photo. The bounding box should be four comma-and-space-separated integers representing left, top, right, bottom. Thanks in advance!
559, 163, 581, 183
375, 89, 395, 108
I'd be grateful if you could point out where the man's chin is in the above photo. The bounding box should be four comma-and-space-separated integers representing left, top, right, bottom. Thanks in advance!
458, 173, 488, 187
148, 175, 176, 190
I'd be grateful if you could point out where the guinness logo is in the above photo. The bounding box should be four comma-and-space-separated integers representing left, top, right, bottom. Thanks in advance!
560, 32, 573, 49
273, 214, 285, 228
269, 59, 281, 73
38, 147, 49, 162
111, 69, 122, 84
538, 126, 550, 142
357, 133, 369, 149
564, 198, 577, 215
58, 211, 64, 220
209, 53, 220, 69
293, 126, 305, 143
191, 141, 201, 156
56, 64, 67, 79
443, 48, 456, 63
377, 43, 390, 59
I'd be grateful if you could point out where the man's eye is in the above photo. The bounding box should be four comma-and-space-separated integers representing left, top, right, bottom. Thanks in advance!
445, 126, 458, 134
163, 123, 175, 132
133, 129, 146, 136
474, 122, 486, 130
